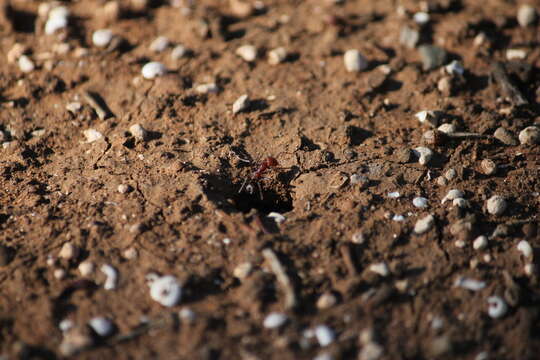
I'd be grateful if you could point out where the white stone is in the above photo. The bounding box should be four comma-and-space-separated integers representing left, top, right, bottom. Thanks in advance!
454, 277, 485, 291
487, 296, 507, 318
441, 189, 464, 204
315, 325, 335, 346
415, 110, 439, 127
45, 12, 68, 35
49, 6, 70, 20
232, 94, 249, 114
149, 36, 170, 52
236, 45, 257, 62
123, 247, 138, 260
83, 129, 103, 143
517, 240, 533, 258
141, 62, 167, 79
414, 214, 434, 234
316, 293, 337, 310
351, 231, 365, 244
78, 261, 94, 276
171, 45, 187, 60
195, 83, 219, 94
268, 212, 286, 224
54, 268, 66, 279
66, 102, 82, 114
369, 262, 390, 277
92, 29, 114, 47
452, 198, 469, 208
18, 55, 35, 73
59, 242, 78, 260
486, 195, 507, 216
117, 184, 130, 194
268, 47, 287, 65
59, 319, 74, 332
263, 312, 288, 329
101, 264, 118, 290
438, 123, 456, 134
88, 317, 114, 336
150, 275, 182, 307
413, 12, 430, 25
343, 49, 368, 72
517, 4, 537, 27
387, 191, 400, 198
233, 262, 253, 280
129, 124, 148, 140
506, 49, 527, 60
445, 60, 464, 76
519, 126, 540, 145
413, 197, 428, 208
413, 147, 434, 165
473, 236, 488, 250
392, 214, 405, 222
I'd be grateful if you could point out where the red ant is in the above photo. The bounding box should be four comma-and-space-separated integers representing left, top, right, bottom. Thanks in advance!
238, 156, 280, 200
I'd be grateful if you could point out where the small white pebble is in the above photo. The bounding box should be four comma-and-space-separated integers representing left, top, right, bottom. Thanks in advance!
413, 12, 430, 25
413, 197, 428, 208
92, 29, 113, 47
66, 102, 82, 114
170, 45, 187, 60
454, 277, 486, 291
222, 238, 231, 245
7, 43, 26, 64
88, 317, 114, 337
473, 236, 488, 250
117, 184, 130, 194
150, 275, 182, 307
49, 6, 69, 20
232, 94, 249, 114
59, 242, 79, 260
59, 319, 74, 332
392, 214, 405, 222
351, 231, 365, 244
83, 129, 103, 143
18, 55, 35, 73
452, 198, 469, 208
129, 124, 148, 141
413, 147, 434, 165
54, 268, 66, 280
445, 60, 464, 76
149, 36, 169, 53
524, 263, 535, 276
506, 49, 527, 60
518, 126, 540, 145
236, 45, 257, 62
268, 212, 286, 224
343, 49, 368, 72
444, 168, 457, 181
486, 195, 507, 216
78, 261, 94, 277
475, 351, 489, 360
101, 264, 118, 290
438, 123, 456, 134
387, 191, 400, 198
195, 83, 218, 94
369, 262, 390, 277
414, 214, 435, 234
315, 325, 335, 347
123, 247, 138, 260
141, 62, 167, 79
46, 256, 56, 267
233, 262, 253, 280
268, 47, 287, 65
517, 240, 533, 259
517, 4, 537, 27
441, 189, 464, 204
415, 110, 439, 127
178, 308, 196, 323
487, 296, 507, 318
263, 312, 288, 329
454, 240, 466, 248
316, 292, 337, 310
45, 14, 68, 35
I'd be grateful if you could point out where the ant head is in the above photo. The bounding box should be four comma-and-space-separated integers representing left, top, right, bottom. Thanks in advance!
266, 157, 279, 167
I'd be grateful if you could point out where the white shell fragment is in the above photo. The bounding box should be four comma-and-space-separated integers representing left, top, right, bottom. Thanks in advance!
414, 214, 434, 234
88, 317, 114, 337
268, 47, 287, 65
149, 36, 170, 53
195, 83, 219, 94
519, 126, 540, 145
92, 29, 113, 47
83, 129, 103, 143
18, 55, 35, 73
150, 275, 182, 307
232, 94, 249, 114
454, 277, 486, 291
413, 147, 434, 165
487, 296, 507, 319
101, 264, 118, 290
441, 189, 464, 204
263, 312, 288, 329
268, 212, 286, 224
413, 197, 428, 208
141, 62, 167, 79
517, 5, 537, 27
369, 262, 390, 277
315, 325, 335, 347
343, 49, 368, 72
486, 195, 507, 216
171, 45, 187, 60
473, 236, 488, 250
236, 45, 257, 62
517, 240, 533, 259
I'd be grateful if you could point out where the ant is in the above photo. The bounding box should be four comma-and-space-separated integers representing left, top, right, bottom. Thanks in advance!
237, 156, 280, 200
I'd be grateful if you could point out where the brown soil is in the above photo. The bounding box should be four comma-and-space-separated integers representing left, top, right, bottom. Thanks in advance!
1, 0, 539, 359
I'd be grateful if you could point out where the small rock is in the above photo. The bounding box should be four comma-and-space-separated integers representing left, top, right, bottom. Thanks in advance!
123, 247, 138, 260
233, 262, 253, 280
229, 0, 253, 17
480, 159, 497, 175
517, 4, 537, 27
150, 275, 182, 307
415, 110, 441, 127
369, 262, 390, 277
54, 268, 66, 280
506, 48, 527, 60
170, 45, 187, 60
438, 123, 456, 134
518, 126, 540, 145
487, 296, 507, 318
413, 197, 428, 208
399, 26, 419, 49
129, 124, 148, 141
83, 129, 103, 143
351, 231, 365, 244
78, 261, 94, 276
117, 184, 131, 194
268, 47, 287, 65
88, 317, 114, 337
418, 45, 447, 71
317, 292, 337, 310
92, 29, 113, 47
18, 55, 35, 73
101, 264, 118, 290
494, 127, 518, 146
414, 214, 435, 234
195, 83, 219, 94
59, 327, 93, 357
343, 49, 368, 72
453, 198, 469, 208
315, 325, 335, 346
236, 45, 257, 62
437, 77, 452, 95
517, 240, 533, 259
141, 62, 167, 79
413, 12, 430, 25
486, 195, 507, 216
395, 147, 412, 163
412, 147, 434, 165
149, 36, 169, 53
454, 277, 485, 291
444, 168, 457, 181
473, 235, 488, 250
263, 312, 288, 329
59, 319, 74, 332
387, 191, 401, 199
59, 242, 79, 260
445, 60, 464, 76
441, 189, 464, 204
66, 102, 82, 114
45, 13, 68, 35
232, 94, 249, 114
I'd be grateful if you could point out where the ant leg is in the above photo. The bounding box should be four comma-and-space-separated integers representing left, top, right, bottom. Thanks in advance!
239, 178, 249, 193
257, 182, 264, 200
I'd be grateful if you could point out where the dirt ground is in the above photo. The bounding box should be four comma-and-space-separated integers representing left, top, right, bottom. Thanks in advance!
0, 0, 539, 359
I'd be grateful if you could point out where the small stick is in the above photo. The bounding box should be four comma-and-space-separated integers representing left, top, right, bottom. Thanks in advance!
262, 248, 297, 310
83, 90, 113, 120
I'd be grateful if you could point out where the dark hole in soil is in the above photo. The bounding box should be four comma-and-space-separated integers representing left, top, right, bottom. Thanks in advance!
232, 183, 293, 214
